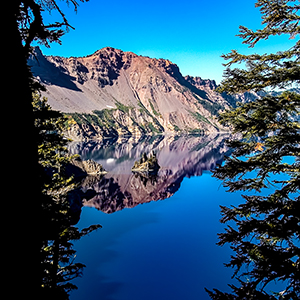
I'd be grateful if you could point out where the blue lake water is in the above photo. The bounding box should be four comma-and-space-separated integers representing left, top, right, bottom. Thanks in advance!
68, 134, 243, 300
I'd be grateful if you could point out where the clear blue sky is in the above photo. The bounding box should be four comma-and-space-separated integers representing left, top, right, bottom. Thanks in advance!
38, 0, 295, 83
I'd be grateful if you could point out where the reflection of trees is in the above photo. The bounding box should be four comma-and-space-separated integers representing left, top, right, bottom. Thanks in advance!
133, 171, 158, 187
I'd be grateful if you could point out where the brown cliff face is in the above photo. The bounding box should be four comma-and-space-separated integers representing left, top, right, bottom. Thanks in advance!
29, 47, 237, 138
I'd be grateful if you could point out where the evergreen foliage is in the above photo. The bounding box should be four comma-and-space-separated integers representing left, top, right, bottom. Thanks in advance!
207, 1, 300, 299
17, 0, 89, 58
132, 152, 160, 174
9, 2, 93, 297
34, 92, 101, 299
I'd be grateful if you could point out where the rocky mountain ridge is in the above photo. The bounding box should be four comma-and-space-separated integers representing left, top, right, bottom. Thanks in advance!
29, 47, 258, 140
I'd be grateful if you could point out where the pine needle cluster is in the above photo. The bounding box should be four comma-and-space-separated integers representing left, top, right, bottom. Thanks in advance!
207, 1, 300, 299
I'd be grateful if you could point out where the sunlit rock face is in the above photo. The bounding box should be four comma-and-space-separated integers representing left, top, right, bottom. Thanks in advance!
29, 47, 248, 138
67, 134, 231, 213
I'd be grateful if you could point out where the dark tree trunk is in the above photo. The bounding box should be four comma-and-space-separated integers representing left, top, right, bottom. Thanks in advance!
7, 1, 41, 297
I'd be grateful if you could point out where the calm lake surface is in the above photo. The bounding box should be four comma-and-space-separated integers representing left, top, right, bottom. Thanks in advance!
68, 134, 243, 300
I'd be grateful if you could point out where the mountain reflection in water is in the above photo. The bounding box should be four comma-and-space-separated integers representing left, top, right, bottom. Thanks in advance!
68, 134, 231, 214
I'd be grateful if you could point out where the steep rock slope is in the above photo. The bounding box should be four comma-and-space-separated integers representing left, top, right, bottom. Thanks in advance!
29, 47, 236, 139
